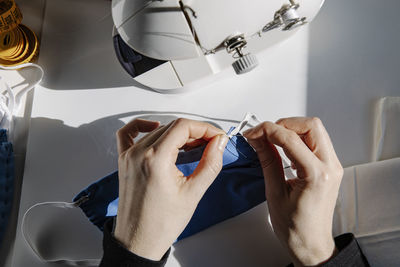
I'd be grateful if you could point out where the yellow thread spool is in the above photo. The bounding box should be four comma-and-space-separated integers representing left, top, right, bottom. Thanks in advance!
0, 0, 39, 66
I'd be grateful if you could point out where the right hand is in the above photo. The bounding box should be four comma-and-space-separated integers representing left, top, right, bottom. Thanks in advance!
114, 118, 228, 261
243, 117, 343, 266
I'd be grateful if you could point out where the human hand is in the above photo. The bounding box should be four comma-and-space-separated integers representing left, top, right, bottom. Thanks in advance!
243, 117, 343, 266
114, 118, 229, 260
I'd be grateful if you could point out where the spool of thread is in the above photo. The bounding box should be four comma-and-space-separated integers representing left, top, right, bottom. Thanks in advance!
0, 0, 39, 66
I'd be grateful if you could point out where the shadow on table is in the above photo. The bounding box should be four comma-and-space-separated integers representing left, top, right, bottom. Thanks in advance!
35, 0, 150, 91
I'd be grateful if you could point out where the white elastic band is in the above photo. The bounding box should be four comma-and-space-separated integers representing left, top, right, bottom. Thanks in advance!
21, 199, 101, 266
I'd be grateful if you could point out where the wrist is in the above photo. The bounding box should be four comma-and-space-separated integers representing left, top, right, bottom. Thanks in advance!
289, 236, 337, 266
114, 219, 169, 261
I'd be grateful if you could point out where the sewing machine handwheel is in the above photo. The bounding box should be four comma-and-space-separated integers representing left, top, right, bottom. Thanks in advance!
232, 54, 258, 75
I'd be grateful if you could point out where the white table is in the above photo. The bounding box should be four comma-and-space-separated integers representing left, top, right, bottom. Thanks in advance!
10, 0, 307, 266
9, 0, 400, 266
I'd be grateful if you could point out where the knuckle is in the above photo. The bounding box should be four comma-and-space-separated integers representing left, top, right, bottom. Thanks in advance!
310, 117, 323, 127
126, 146, 139, 159
319, 170, 330, 182
275, 118, 285, 125
143, 147, 156, 164
261, 122, 270, 130
141, 148, 157, 175
309, 169, 330, 186
281, 131, 298, 147
174, 118, 188, 127
268, 128, 280, 141
116, 128, 125, 139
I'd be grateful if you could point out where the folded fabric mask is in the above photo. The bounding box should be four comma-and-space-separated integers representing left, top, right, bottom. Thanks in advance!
73, 129, 266, 240
0, 129, 14, 247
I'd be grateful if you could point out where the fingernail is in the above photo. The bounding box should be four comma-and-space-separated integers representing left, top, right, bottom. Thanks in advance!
217, 134, 229, 152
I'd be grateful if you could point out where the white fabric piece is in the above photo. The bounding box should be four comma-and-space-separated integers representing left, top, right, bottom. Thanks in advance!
0, 63, 44, 140
372, 97, 400, 162
230, 112, 297, 179
333, 157, 400, 266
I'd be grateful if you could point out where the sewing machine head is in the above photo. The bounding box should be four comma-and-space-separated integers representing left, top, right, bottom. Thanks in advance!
111, 0, 324, 92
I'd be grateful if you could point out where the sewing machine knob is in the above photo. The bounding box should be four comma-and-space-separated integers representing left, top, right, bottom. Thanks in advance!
232, 54, 258, 75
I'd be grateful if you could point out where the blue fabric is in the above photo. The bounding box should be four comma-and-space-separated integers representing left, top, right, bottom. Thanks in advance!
0, 129, 14, 246
74, 130, 265, 241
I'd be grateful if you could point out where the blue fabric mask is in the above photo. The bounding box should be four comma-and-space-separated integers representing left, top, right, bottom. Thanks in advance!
0, 129, 14, 246
73, 130, 265, 241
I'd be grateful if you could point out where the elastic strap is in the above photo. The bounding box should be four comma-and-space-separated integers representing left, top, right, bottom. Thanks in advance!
21, 197, 101, 266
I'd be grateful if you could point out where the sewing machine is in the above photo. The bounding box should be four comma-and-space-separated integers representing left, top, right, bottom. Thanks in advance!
111, 0, 324, 92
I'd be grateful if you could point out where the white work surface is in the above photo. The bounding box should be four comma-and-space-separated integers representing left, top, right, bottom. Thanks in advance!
9, 0, 400, 266
10, 0, 307, 266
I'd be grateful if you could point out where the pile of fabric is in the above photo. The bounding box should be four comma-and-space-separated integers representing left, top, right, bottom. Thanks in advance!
0, 128, 14, 249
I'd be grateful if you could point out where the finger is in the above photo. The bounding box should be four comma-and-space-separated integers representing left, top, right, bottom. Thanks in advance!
186, 134, 229, 197
244, 122, 318, 177
153, 118, 225, 161
246, 136, 287, 197
276, 117, 336, 162
116, 119, 160, 155
182, 138, 208, 151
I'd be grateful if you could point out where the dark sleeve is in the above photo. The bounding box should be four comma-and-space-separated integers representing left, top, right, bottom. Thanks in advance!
288, 233, 370, 267
320, 233, 370, 267
99, 218, 170, 267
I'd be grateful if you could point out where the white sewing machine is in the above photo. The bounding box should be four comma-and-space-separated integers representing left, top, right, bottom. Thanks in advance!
112, 0, 324, 92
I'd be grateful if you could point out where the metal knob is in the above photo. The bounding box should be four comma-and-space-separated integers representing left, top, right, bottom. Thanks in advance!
232, 54, 258, 75
224, 34, 258, 75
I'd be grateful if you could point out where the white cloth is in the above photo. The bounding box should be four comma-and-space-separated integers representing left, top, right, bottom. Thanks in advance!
0, 63, 44, 139
333, 157, 400, 266
372, 97, 400, 162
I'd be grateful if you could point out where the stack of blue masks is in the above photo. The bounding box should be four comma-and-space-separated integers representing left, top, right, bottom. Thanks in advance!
0, 129, 14, 246
74, 130, 265, 241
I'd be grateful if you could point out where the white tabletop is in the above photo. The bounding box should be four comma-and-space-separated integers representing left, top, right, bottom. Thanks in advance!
9, 0, 400, 266
10, 0, 307, 266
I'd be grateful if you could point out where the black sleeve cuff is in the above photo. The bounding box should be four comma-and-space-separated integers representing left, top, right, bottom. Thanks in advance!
99, 217, 170, 267
320, 233, 370, 267
287, 233, 370, 267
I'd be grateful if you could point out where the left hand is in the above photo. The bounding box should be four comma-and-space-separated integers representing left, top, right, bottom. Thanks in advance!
244, 117, 343, 266
114, 118, 229, 260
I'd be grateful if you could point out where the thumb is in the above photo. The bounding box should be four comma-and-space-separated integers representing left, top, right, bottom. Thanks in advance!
188, 134, 229, 196
246, 138, 287, 199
